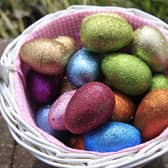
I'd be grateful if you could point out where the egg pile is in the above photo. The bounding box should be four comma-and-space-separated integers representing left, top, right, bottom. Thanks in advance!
19, 13, 168, 153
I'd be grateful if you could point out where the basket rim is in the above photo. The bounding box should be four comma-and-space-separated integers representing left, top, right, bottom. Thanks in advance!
0, 5, 168, 168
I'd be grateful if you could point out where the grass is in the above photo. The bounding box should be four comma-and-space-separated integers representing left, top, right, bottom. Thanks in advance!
0, 0, 168, 39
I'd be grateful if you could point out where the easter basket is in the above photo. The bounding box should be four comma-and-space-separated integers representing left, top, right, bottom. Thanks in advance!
0, 5, 168, 168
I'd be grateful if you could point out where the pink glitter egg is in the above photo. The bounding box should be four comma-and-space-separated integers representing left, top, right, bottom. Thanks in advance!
48, 90, 76, 130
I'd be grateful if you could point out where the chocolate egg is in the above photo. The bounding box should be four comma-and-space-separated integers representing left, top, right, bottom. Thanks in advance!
112, 92, 135, 122
48, 90, 76, 131
84, 122, 141, 152
134, 89, 168, 140
26, 70, 61, 105
66, 48, 101, 88
64, 82, 115, 134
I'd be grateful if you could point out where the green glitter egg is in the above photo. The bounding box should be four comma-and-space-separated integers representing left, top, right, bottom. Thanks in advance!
80, 13, 133, 53
150, 74, 168, 91
101, 53, 152, 96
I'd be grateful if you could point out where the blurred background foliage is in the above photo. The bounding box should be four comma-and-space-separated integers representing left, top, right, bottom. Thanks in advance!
0, 0, 168, 39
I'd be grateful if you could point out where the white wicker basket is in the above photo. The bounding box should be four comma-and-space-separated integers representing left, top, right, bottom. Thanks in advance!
0, 5, 168, 168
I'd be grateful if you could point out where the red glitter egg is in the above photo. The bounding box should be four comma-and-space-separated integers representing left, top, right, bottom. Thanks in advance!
64, 82, 115, 134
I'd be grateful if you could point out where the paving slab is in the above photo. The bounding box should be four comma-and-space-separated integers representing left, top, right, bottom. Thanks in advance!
145, 157, 166, 168
32, 159, 55, 168
12, 145, 35, 168
0, 115, 15, 168
161, 154, 168, 168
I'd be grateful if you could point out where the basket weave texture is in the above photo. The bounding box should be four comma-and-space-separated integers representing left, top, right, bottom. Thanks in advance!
0, 5, 168, 168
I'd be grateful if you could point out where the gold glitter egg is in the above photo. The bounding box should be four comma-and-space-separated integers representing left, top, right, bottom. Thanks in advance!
20, 37, 77, 75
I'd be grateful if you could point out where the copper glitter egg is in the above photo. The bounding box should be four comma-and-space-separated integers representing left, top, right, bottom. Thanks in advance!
112, 92, 135, 122
134, 89, 168, 141
68, 135, 84, 150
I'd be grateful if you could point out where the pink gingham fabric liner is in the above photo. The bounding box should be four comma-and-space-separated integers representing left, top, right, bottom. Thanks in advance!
14, 8, 168, 156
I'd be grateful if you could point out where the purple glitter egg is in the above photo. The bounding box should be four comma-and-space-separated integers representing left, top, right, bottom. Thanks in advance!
26, 70, 61, 105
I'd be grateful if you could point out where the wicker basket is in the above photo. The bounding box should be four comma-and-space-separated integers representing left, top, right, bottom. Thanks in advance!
0, 5, 168, 168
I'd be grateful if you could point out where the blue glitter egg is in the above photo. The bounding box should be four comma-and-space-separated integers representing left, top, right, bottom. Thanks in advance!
35, 105, 56, 135
84, 122, 141, 152
66, 48, 100, 87
35, 105, 68, 140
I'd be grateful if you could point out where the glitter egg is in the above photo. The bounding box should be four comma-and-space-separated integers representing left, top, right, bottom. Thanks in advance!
66, 48, 100, 88
68, 135, 84, 150
60, 76, 76, 94
48, 90, 76, 131
84, 121, 141, 152
26, 70, 61, 105
132, 26, 168, 72
35, 105, 69, 143
150, 74, 168, 91
35, 105, 55, 135
101, 53, 152, 96
134, 89, 168, 140
112, 92, 135, 122
64, 82, 115, 134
